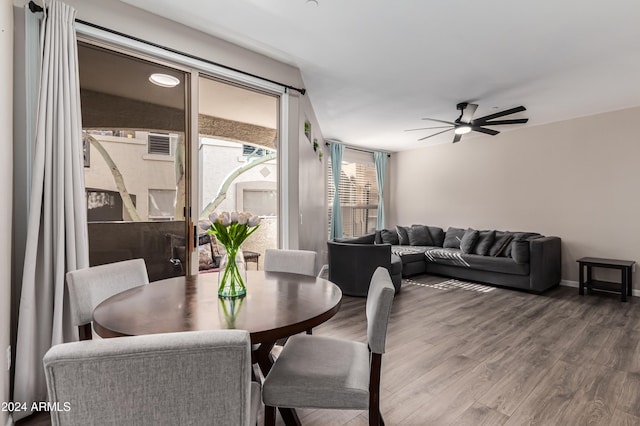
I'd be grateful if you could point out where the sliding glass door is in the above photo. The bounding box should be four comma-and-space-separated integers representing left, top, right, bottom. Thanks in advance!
197, 76, 279, 272
78, 42, 191, 281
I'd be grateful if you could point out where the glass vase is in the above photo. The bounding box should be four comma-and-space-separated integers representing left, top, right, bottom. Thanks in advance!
218, 247, 247, 298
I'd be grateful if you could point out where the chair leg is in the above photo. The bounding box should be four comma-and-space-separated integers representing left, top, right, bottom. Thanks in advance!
264, 405, 276, 426
369, 353, 383, 426
306, 328, 312, 335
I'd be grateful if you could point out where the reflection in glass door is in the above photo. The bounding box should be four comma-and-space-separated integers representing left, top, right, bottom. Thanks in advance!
78, 42, 190, 281
197, 77, 279, 272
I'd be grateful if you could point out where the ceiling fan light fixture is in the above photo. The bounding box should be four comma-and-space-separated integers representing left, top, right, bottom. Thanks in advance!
149, 73, 180, 88
454, 125, 472, 135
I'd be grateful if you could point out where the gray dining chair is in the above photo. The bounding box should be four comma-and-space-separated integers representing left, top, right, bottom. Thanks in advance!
66, 258, 149, 340
262, 266, 395, 426
263, 249, 317, 276
43, 330, 260, 426
263, 249, 317, 337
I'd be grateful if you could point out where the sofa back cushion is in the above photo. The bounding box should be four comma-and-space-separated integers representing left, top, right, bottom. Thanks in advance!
407, 225, 433, 246
460, 229, 480, 254
376, 229, 399, 245
503, 232, 541, 257
396, 226, 411, 245
489, 232, 513, 257
443, 227, 466, 249
473, 230, 496, 256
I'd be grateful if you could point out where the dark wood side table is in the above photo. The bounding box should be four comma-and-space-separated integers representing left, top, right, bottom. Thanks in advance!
577, 257, 635, 302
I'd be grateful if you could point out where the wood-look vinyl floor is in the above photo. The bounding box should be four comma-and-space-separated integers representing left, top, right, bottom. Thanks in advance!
18, 274, 640, 425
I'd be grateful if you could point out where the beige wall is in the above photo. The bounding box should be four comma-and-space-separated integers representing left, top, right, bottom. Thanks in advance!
2, 0, 13, 422
391, 106, 640, 289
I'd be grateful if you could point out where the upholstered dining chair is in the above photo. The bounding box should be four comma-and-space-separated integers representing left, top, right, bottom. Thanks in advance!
66, 258, 149, 340
263, 249, 317, 276
43, 330, 260, 426
263, 249, 317, 337
262, 267, 395, 426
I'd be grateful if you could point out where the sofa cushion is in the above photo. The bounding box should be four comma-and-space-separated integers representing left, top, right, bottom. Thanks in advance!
425, 248, 529, 276
489, 232, 513, 257
335, 233, 375, 244
426, 226, 445, 248
407, 225, 434, 246
377, 229, 399, 245
391, 246, 430, 264
460, 229, 479, 254
396, 226, 411, 245
473, 230, 496, 256
511, 240, 530, 264
443, 227, 465, 249
503, 232, 541, 257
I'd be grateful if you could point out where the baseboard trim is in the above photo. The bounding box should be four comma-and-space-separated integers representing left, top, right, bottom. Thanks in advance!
560, 279, 639, 297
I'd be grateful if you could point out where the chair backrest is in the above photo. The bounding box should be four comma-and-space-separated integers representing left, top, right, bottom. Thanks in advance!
327, 241, 392, 296
43, 330, 253, 426
263, 249, 317, 276
66, 259, 149, 331
366, 267, 396, 354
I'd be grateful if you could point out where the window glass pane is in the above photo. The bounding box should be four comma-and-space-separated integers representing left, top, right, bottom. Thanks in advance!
327, 151, 379, 238
243, 189, 277, 217
149, 189, 177, 219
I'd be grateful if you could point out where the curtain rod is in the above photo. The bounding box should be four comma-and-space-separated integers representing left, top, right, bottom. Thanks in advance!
27, 1, 306, 96
324, 142, 391, 158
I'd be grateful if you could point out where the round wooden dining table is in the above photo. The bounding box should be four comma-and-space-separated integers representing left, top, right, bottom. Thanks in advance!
93, 270, 342, 426
93, 270, 342, 341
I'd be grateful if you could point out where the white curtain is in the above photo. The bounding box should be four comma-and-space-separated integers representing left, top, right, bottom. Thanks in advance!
14, 0, 88, 419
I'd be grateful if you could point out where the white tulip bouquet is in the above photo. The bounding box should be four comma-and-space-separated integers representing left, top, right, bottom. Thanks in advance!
199, 212, 261, 297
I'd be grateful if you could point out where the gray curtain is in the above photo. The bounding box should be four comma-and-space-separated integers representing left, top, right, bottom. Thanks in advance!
374, 152, 387, 230
329, 143, 343, 240
14, 1, 89, 419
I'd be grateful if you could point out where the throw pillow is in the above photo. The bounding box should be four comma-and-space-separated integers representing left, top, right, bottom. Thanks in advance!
460, 228, 479, 254
407, 225, 434, 246
443, 227, 465, 249
489, 232, 513, 257
198, 243, 215, 270
396, 225, 411, 245
511, 240, 530, 264
473, 230, 496, 256
428, 226, 446, 247
379, 229, 399, 245
503, 232, 541, 257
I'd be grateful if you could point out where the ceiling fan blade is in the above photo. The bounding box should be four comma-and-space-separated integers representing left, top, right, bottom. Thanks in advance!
404, 125, 453, 132
476, 118, 529, 126
473, 106, 526, 123
453, 133, 462, 143
417, 128, 453, 141
471, 126, 500, 136
421, 118, 457, 126
460, 103, 478, 123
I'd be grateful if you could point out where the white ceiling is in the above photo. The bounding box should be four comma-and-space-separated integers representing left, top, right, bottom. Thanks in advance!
122, 0, 640, 151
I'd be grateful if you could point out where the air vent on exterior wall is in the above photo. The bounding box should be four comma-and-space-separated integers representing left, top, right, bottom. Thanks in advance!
148, 133, 171, 155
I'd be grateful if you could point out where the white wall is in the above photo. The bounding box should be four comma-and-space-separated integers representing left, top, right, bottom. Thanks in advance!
1, 0, 13, 422
391, 106, 640, 288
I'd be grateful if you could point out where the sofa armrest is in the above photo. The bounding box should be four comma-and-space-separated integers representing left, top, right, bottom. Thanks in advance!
529, 236, 561, 292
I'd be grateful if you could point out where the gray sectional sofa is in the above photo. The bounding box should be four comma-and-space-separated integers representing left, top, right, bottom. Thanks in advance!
375, 225, 561, 293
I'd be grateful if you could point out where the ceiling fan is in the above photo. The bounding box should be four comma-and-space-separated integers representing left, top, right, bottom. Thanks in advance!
407, 102, 529, 143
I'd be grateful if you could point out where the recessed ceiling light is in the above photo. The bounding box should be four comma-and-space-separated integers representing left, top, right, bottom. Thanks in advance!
149, 73, 180, 88
454, 125, 472, 135
306, 0, 318, 5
